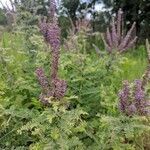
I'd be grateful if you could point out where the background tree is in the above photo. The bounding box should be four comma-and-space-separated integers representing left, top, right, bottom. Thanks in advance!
60, 0, 80, 29
0, 8, 7, 25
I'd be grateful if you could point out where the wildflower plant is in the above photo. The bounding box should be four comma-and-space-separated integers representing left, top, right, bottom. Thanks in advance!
102, 8, 137, 53
118, 41, 150, 116
35, 0, 67, 104
118, 80, 150, 116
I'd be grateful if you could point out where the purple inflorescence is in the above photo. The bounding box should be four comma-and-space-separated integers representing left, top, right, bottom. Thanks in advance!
53, 79, 67, 99
134, 80, 144, 101
47, 23, 61, 50
39, 19, 48, 39
118, 79, 149, 116
35, 68, 50, 93
39, 20, 60, 50
127, 104, 137, 116
118, 80, 130, 113
103, 8, 137, 53
35, 0, 67, 105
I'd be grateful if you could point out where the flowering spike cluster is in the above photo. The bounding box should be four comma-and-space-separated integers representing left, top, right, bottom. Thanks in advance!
118, 81, 130, 113
47, 23, 61, 50
102, 8, 137, 53
36, 0, 67, 104
118, 80, 150, 116
52, 79, 67, 99
35, 68, 50, 93
134, 80, 144, 102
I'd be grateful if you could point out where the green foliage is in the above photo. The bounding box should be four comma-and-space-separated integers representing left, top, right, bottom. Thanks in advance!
61, 0, 80, 24
17, 103, 87, 150
0, 29, 149, 150
95, 115, 150, 150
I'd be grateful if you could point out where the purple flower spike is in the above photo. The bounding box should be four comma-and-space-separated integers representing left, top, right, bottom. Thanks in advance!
35, 0, 67, 105
39, 18, 48, 38
118, 79, 149, 116
52, 79, 67, 99
118, 81, 130, 113
46, 23, 61, 50
35, 68, 50, 93
134, 80, 145, 108
127, 104, 137, 116
39, 20, 60, 50
103, 8, 137, 53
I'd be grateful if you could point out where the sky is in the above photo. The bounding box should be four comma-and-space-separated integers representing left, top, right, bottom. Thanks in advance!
0, 0, 12, 8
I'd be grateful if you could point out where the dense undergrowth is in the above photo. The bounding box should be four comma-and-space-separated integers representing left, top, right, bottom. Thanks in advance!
0, 30, 149, 150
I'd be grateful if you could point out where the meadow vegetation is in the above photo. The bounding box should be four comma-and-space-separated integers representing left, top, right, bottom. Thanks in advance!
0, 0, 149, 149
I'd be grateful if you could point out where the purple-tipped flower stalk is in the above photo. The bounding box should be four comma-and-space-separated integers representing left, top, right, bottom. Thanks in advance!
36, 0, 67, 104
134, 80, 149, 115
118, 80, 130, 113
118, 80, 149, 116
134, 80, 144, 102
102, 8, 137, 53
35, 68, 50, 93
